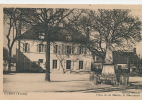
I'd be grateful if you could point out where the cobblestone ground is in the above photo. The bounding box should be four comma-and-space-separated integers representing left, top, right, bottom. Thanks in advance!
3, 73, 142, 93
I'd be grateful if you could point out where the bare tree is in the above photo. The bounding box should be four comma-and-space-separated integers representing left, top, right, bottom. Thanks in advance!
67, 9, 142, 63
20, 8, 74, 81
55, 52, 66, 73
92, 9, 142, 63
3, 8, 24, 72
64, 9, 105, 63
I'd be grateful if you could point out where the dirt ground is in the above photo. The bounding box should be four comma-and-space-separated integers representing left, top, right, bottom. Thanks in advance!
3, 73, 142, 93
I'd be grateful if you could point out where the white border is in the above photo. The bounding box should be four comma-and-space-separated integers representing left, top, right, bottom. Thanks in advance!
1, 0, 142, 4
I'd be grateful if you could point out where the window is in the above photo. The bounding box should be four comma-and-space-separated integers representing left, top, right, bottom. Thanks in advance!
66, 60, 71, 69
79, 61, 83, 69
53, 60, 57, 69
118, 65, 122, 70
23, 43, 30, 52
38, 44, 44, 52
53, 45, 58, 53
79, 46, 83, 54
72, 46, 75, 54
39, 33, 45, 39
84, 47, 87, 54
67, 46, 71, 54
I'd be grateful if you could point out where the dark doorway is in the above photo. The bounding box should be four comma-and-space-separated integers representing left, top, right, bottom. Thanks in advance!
66, 60, 71, 69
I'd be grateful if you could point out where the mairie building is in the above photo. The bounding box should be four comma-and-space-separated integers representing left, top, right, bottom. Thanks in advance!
16, 26, 94, 73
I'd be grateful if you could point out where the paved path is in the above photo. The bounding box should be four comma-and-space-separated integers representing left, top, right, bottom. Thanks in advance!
3, 73, 142, 93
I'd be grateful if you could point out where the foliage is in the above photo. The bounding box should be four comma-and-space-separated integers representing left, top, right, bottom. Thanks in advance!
67, 9, 142, 61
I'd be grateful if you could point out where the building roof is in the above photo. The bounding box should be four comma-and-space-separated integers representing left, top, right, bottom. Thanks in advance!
94, 49, 140, 64
113, 50, 140, 64
18, 25, 87, 44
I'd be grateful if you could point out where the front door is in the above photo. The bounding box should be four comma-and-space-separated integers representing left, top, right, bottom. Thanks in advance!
66, 60, 71, 69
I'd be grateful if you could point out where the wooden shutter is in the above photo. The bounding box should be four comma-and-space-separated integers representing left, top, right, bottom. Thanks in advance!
37, 44, 39, 52
53, 44, 56, 53
62, 44, 64, 54
23, 43, 25, 52
65, 45, 67, 54
72, 45, 74, 54
58, 45, 61, 54
77, 46, 79, 55
44, 44, 47, 52
28, 44, 30, 52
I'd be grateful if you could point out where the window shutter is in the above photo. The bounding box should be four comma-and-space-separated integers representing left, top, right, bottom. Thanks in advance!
28, 44, 30, 52
62, 44, 64, 54
53, 44, 55, 53
44, 44, 47, 52
58, 45, 61, 54
37, 44, 39, 52
23, 43, 25, 52
77, 46, 79, 55
74, 46, 76, 54
72, 45, 74, 54
65, 45, 67, 54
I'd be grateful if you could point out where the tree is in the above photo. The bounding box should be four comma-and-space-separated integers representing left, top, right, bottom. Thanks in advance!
20, 8, 74, 81
64, 9, 106, 62
92, 9, 141, 64
3, 8, 24, 72
69, 9, 142, 63
3, 47, 9, 63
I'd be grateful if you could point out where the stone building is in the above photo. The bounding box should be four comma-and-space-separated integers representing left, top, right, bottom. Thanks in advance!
16, 26, 93, 73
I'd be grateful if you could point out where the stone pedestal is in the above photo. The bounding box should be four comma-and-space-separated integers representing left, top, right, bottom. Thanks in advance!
102, 64, 115, 76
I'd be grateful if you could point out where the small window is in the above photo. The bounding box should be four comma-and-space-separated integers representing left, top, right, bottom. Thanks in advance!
38, 44, 44, 52
67, 46, 71, 54
54, 45, 58, 53
79, 46, 83, 54
53, 60, 57, 69
23, 43, 30, 52
79, 61, 83, 69
39, 33, 45, 39
84, 47, 87, 54
118, 65, 122, 70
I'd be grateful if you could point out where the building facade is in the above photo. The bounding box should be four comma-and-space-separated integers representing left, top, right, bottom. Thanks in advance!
16, 27, 93, 73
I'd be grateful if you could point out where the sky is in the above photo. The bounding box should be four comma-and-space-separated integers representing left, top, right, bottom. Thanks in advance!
130, 9, 142, 58
3, 8, 142, 57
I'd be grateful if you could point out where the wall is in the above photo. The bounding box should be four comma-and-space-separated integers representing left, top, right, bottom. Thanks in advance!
16, 40, 93, 72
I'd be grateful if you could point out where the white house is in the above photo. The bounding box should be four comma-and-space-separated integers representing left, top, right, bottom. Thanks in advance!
16, 26, 94, 73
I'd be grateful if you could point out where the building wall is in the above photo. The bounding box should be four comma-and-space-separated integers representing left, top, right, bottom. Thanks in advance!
16, 40, 93, 72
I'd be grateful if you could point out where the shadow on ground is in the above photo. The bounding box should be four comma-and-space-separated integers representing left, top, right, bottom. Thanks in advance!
3, 73, 16, 75
47, 82, 142, 93
51, 80, 86, 82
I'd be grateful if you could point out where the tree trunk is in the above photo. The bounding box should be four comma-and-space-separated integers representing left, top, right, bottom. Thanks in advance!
8, 49, 12, 72
45, 40, 51, 81
60, 61, 66, 74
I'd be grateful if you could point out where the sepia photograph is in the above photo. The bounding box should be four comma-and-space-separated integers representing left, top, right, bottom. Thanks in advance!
2, 5, 142, 97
